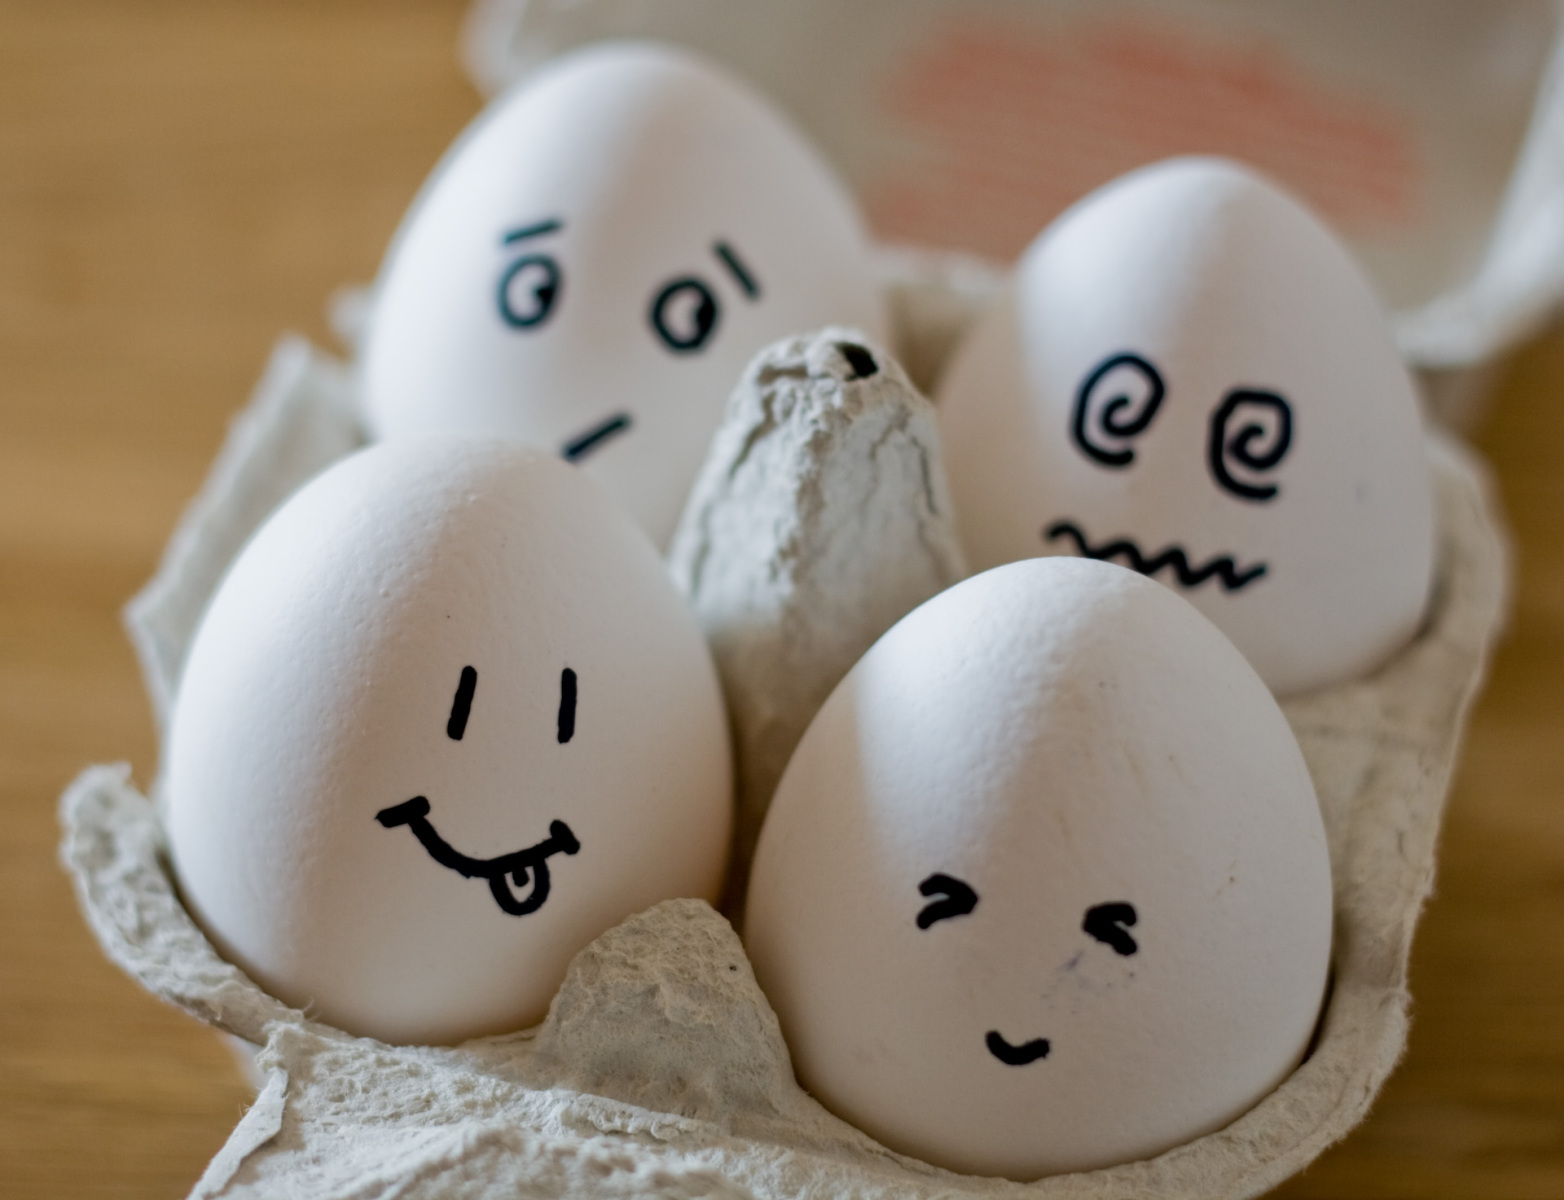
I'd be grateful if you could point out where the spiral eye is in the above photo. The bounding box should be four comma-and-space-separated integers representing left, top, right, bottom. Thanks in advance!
1208, 389, 1293, 502
1070, 353, 1166, 468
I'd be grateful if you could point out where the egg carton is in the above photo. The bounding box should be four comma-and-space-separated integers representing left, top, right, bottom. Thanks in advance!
62, 261, 1507, 1198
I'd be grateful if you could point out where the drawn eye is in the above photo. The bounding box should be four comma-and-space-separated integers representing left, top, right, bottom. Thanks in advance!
917, 873, 979, 928
647, 240, 762, 355
1208, 389, 1292, 502
1082, 901, 1138, 956
496, 218, 564, 330
1071, 353, 1167, 468
556, 667, 577, 744
649, 276, 720, 352
498, 256, 561, 328
446, 665, 477, 740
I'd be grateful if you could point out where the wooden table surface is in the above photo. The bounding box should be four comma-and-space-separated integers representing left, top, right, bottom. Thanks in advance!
1, 4, 1561, 1196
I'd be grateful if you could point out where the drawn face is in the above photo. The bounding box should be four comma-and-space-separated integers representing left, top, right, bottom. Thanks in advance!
166, 440, 732, 1046
916, 873, 1140, 1068
935, 157, 1433, 695
374, 666, 582, 918
362, 42, 887, 548
1041, 351, 1294, 592
489, 217, 768, 467
744, 558, 1333, 1180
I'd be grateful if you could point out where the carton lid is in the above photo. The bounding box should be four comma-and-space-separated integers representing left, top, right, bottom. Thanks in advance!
463, 0, 1564, 368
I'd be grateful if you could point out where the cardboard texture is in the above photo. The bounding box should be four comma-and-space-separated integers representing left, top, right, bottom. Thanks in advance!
61, 262, 1506, 1193
667, 327, 967, 910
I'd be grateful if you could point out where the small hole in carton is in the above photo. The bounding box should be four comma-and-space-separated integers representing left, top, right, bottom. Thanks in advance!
837, 342, 878, 379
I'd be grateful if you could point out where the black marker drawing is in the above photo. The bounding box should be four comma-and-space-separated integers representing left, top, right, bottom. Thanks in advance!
917, 873, 979, 929
713, 240, 761, 298
986, 1030, 1051, 1066
497, 219, 564, 330
375, 797, 579, 917
504, 219, 563, 244
1045, 520, 1268, 591
837, 342, 878, 379
557, 667, 577, 744
1209, 389, 1292, 502
446, 666, 477, 740
1082, 902, 1139, 956
921, 890, 1141, 1070
646, 241, 761, 355
1071, 352, 1166, 468
649, 276, 719, 352
561, 412, 633, 461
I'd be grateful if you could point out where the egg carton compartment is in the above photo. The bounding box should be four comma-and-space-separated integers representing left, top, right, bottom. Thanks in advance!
64, 262, 1506, 1197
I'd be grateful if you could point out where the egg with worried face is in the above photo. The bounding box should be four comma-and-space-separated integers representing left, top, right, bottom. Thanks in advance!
934, 156, 1434, 695
744, 558, 1332, 1180
361, 40, 888, 548
165, 438, 732, 1045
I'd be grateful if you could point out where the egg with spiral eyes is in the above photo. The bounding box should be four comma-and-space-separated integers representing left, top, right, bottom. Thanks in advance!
744, 557, 1333, 1180
165, 437, 732, 1045
934, 156, 1434, 695
361, 39, 887, 548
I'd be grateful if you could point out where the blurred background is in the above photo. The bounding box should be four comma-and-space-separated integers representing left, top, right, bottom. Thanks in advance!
1, 2, 1561, 1195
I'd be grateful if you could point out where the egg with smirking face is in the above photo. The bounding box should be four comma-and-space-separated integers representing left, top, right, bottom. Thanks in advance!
934, 156, 1434, 695
744, 558, 1332, 1180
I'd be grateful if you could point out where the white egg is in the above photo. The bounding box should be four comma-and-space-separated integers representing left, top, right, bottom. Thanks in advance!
166, 437, 732, 1045
361, 40, 888, 548
934, 157, 1434, 695
745, 557, 1332, 1180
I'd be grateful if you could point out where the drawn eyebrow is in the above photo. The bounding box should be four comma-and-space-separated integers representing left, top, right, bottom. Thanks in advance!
447, 666, 477, 740
557, 667, 577, 743
502, 218, 564, 245
712, 240, 760, 299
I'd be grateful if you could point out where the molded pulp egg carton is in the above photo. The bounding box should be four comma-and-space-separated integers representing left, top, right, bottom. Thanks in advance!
62, 263, 1506, 1199
62, 3, 1528, 1194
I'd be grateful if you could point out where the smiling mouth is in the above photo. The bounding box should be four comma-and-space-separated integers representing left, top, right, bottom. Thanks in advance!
986, 1030, 1051, 1065
375, 796, 579, 916
561, 412, 633, 462
1044, 519, 1267, 592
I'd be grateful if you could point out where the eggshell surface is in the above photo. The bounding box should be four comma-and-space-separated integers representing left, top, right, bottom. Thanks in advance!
165, 437, 732, 1045
744, 557, 1332, 1180
934, 157, 1434, 695
361, 40, 888, 548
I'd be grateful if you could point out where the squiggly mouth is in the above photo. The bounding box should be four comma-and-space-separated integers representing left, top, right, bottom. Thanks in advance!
375, 797, 579, 916
1045, 519, 1267, 592
986, 1030, 1051, 1065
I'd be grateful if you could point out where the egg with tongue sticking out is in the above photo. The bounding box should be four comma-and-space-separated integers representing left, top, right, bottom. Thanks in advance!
934, 156, 1434, 695
360, 39, 887, 548
164, 437, 732, 1046
744, 557, 1332, 1180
